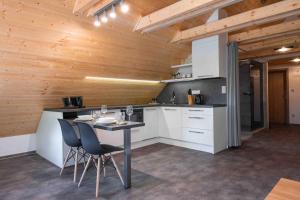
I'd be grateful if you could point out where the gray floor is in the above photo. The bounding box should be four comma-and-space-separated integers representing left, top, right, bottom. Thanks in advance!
1, 125, 300, 200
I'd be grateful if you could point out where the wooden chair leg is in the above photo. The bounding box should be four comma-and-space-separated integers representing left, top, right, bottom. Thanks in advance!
60, 148, 72, 176
73, 148, 79, 183
78, 155, 92, 187
111, 154, 124, 186
101, 155, 106, 177
96, 157, 101, 198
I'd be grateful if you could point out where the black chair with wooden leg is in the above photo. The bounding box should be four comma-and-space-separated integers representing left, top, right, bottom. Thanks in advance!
58, 119, 85, 183
76, 122, 124, 198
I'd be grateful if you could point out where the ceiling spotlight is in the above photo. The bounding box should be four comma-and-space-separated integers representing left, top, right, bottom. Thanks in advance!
291, 58, 300, 63
109, 5, 117, 19
120, 0, 129, 13
275, 46, 293, 53
101, 12, 108, 23
93, 15, 101, 27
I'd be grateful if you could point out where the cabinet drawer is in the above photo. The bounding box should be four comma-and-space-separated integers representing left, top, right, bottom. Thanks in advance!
182, 128, 213, 145
183, 108, 213, 115
182, 114, 213, 130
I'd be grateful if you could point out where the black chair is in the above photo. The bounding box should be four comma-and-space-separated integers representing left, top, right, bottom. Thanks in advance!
58, 119, 85, 183
76, 122, 124, 198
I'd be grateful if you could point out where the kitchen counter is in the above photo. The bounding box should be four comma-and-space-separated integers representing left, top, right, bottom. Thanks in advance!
44, 104, 227, 113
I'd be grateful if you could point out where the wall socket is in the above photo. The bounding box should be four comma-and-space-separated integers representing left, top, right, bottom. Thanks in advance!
221, 86, 227, 94
192, 90, 201, 95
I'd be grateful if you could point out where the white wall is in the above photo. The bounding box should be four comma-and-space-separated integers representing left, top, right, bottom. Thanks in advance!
289, 67, 300, 124
0, 134, 36, 157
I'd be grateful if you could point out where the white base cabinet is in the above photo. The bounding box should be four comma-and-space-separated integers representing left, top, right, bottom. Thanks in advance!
143, 107, 159, 140
36, 106, 228, 167
159, 107, 182, 140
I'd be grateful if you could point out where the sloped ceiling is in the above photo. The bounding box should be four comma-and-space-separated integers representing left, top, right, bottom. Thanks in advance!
0, 0, 190, 137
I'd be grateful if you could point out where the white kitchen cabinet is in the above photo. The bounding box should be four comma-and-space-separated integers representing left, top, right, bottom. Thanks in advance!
192, 34, 227, 79
182, 128, 213, 146
143, 107, 159, 140
95, 109, 124, 146
159, 107, 182, 140
181, 107, 228, 153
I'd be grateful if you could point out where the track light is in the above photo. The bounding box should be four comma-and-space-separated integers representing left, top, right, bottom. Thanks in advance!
120, 0, 129, 13
109, 5, 117, 19
93, 15, 101, 27
92, 0, 129, 27
101, 12, 108, 23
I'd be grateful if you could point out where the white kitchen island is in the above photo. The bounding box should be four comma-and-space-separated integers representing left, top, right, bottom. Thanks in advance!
36, 105, 227, 168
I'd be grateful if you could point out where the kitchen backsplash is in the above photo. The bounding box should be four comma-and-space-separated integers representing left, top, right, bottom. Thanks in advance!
157, 78, 227, 105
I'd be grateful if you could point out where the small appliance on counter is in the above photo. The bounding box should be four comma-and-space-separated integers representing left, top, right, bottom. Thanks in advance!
62, 96, 83, 108
194, 94, 205, 105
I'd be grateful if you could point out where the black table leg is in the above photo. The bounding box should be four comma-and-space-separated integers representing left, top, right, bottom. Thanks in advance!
123, 128, 131, 189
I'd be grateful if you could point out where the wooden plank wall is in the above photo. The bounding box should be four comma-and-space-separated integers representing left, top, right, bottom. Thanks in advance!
0, 0, 191, 137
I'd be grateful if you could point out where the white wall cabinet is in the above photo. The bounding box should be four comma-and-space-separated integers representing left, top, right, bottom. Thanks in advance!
159, 107, 182, 140
192, 35, 227, 79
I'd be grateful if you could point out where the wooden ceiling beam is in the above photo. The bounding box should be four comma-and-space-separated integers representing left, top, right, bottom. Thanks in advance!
172, 0, 300, 43
240, 46, 300, 60
239, 35, 300, 52
230, 18, 300, 44
258, 52, 300, 63
87, 0, 114, 17
73, 0, 100, 14
134, 0, 242, 33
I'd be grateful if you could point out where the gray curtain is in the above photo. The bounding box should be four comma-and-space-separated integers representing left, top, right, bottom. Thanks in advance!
227, 42, 241, 147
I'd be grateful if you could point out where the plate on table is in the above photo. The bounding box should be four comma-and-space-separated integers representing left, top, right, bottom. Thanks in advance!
74, 115, 93, 122
95, 117, 117, 125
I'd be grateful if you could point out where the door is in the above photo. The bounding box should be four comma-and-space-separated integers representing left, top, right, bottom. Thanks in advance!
240, 62, 252, 131
268, 70, 287, 124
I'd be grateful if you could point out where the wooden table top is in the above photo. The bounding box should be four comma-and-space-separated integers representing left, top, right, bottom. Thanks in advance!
265, 178, 300, 200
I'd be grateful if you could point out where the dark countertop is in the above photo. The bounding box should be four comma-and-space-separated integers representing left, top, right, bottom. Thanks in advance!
44, 104, 227, 113
93, 121, 145, 131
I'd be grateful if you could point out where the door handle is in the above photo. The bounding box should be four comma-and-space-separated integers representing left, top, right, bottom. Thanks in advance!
145, 108, 157, 111
188, 109, 204, 112
164, 108, 177, 111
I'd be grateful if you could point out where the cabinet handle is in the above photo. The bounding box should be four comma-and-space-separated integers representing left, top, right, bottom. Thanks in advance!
188, 131, 204, 134
164, 108, 177, 111
188, 117, 204, 119
188, 109, 204, 112
145, 108, 157, 111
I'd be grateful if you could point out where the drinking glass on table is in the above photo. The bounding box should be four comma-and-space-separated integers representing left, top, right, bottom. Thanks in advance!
101, 105, 108, 117
126, 105, 133, 121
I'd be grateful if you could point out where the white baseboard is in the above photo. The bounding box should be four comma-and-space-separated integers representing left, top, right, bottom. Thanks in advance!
0, 134, 36, 157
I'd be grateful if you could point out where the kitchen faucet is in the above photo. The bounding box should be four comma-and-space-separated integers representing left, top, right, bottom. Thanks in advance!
170, 91, 176, 104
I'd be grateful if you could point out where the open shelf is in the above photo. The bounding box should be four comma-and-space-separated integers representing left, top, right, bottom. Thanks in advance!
171, 63, 192, 69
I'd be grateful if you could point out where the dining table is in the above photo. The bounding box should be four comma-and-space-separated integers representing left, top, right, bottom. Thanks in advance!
93, 121, 145, 189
